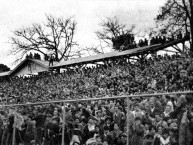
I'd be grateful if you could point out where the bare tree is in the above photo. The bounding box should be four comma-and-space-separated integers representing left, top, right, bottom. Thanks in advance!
155, 0, 193, 53
96, 16, 135, 51
80, 40, 105, 56
10, 14, 77, 63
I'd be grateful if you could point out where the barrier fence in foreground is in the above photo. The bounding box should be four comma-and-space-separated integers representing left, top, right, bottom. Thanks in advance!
0, 91, 193, 145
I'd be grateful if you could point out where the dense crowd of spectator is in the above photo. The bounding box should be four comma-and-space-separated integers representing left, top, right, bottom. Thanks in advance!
0, 32, 193, 145
1, 53, 193, 104
1, 92, 193, 145
0, 52, 193, 145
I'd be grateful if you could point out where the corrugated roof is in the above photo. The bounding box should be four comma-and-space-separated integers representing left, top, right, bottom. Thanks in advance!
51, 44, 157, 67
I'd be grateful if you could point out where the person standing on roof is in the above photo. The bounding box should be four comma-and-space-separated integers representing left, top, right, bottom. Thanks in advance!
49, 54, 54, 66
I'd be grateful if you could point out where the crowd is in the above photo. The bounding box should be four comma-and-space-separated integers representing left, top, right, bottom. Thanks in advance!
1, 53, 193, 104
0, 52, 193, 145
138, 31, 187, 47
26, 53, 41, 60
0, 33, 193, 145
1, 92, 193, 145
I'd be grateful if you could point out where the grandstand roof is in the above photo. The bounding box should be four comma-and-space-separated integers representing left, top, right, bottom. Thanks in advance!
52, 38, 187, 68
50, 44, 159, 68
0, 37, 187, 77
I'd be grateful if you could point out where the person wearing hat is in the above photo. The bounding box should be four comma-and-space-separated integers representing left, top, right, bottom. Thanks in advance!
104, 116, 114, 131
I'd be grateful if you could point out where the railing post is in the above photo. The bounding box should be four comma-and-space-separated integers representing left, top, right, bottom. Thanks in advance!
12, 108, 17, 145
62, 102, 66, 145
127, 97, 130, 145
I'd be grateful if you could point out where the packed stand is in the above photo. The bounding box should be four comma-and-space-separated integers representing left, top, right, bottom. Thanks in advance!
1, 53, 193, 104
0, 32, 193, 144
0, 53, 193, 145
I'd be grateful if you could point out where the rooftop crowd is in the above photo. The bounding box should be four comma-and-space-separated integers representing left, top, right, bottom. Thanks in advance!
113, 31, 188, 51
0, 33, 193, 145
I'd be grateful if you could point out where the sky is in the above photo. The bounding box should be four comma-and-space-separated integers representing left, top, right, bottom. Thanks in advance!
0, 0, 166, 69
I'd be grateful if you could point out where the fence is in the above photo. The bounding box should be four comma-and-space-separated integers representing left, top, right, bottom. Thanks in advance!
0, 91, 193, 145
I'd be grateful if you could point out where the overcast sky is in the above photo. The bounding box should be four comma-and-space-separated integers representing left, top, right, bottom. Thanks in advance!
0, 0, 166, 68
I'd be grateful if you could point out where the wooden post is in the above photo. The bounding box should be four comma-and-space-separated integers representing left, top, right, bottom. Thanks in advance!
127, 97, 130, 145
62, 102, 66, 145
12, 108, 17, 145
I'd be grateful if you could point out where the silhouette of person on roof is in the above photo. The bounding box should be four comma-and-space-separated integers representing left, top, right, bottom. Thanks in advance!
49, 54, 54, 66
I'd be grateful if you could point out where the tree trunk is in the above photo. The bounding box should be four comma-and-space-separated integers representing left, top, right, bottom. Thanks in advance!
55, 48, 59, 61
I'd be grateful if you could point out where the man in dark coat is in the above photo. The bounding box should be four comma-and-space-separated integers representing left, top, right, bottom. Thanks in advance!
104, 116, 114, 132
113, 106, 125, 129
101, 126, 113, 144
33, 110, 46, 145
82, 118, 96, 144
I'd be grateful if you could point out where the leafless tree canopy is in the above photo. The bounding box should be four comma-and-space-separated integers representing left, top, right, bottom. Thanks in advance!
96, 17, 135, 51
156, 0, 193, 52
10, 14, 77, 63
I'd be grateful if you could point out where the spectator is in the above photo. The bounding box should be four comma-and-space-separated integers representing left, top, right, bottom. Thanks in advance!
49, 54, 54, 66
159, 128, 170, 145
101, 126, 113, 144
111, 123, 123, 144
82, 118, 96, 144
131, 117, 145, 145
104, 116, 114, 132
163, 105, 173, 120
113, 106, 125, 130
148, 97, 163, 118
